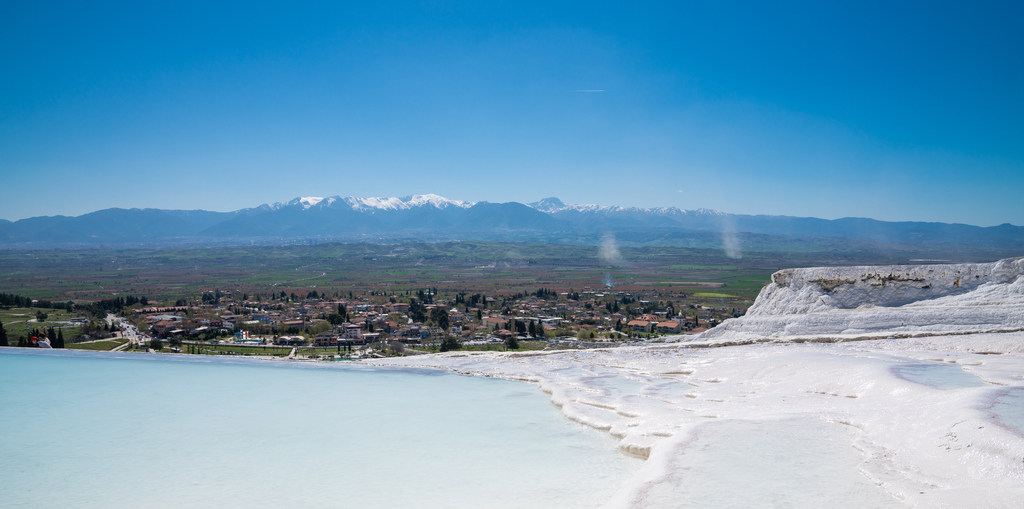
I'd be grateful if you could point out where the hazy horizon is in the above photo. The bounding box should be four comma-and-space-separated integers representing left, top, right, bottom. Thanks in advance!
1, 192, 1021, 229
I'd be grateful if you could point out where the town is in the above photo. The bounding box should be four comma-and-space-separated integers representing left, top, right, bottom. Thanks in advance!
130, 286, 743, 356
0, 285, 746, 358
0, 242, 774, 357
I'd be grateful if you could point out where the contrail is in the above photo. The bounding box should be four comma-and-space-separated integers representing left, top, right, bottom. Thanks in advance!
575, 89, 605, 92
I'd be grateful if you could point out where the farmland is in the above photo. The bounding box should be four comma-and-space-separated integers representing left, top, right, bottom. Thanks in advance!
0, 241, 912, 312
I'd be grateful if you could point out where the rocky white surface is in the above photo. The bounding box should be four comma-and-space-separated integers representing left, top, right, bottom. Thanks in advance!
687, 257, 1024, 345
366, 257, 1024, 507
371, 336, 1024, 508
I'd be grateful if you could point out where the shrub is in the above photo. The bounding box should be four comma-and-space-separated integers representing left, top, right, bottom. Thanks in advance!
439, 336, 462, 352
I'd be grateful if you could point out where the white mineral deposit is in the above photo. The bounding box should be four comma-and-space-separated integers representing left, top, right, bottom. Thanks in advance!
373, 257, 1024, 508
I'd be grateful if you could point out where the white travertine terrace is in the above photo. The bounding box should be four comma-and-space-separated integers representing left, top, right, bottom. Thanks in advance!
686, 257, 1024, 345
372, 336, 1024, 508
370, 258, 1024, 507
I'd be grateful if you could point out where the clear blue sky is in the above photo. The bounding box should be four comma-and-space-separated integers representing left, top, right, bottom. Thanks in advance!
2, 1, 1022, 225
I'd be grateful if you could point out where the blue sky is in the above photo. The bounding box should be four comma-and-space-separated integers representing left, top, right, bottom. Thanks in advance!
2, 1, 1022, 225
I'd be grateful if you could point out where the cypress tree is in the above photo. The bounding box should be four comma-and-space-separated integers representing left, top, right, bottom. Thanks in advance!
56, 329, 65, 348
0, 319, 8, 347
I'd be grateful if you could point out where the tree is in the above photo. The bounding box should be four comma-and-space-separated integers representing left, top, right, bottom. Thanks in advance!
54, 328, 65, 348
36, 310, 48, 322
505, 335, 520, 350
429, 306, 449, 331
408, 299, 427, 323
150, 338, 164, 351
439, 336, 461, 352
0, 319, 7, 347
387, 340, 405, 356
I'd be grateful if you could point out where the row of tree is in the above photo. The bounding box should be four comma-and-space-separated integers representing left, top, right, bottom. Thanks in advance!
0, 320, 65, 348
75, 295, 148, 318
0, 292, 73, 311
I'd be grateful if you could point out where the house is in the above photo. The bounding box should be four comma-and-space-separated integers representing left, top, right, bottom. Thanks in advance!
626, 320, 653, 332
282, 320, 305, 331
482, 317, 506, 329
276, 335, 306, 345
655, 321, 681, 334
151, 320, 177, 336
313, 331, 338, 347
342, 324, 363, 340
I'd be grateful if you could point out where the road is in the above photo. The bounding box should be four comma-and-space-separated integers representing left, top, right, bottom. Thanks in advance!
105, 313, 149, 348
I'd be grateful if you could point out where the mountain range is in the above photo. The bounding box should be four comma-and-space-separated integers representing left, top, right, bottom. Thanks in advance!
1, 194, 1021, 255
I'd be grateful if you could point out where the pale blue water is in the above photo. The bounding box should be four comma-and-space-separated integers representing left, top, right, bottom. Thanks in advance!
891, 362, 988, 389
989, 387, 1024, 437
0, 350, 641, 508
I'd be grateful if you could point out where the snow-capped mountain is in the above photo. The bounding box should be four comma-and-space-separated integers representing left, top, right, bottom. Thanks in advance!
342, 194, 474, 212
0, 193, 1021, 250
527, 197, 733, 231
263, 194, 474, 212
264, 194, 473, 212
528, 196, 724, 217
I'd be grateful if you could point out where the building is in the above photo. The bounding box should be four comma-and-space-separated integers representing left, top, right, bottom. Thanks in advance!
313, 331, 338, 346
282, 320, 305, 331
655, 321, 681, 334
342, 324, 363, 340
482, 316, 506, 330
626, 320, 653, 333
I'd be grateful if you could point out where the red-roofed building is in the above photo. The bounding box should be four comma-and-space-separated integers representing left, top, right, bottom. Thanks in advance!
655, 321, 681, 334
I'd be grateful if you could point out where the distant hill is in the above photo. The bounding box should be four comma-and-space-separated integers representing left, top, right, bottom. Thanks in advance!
1, 194, 1021, 257
527, 197, 1024, 248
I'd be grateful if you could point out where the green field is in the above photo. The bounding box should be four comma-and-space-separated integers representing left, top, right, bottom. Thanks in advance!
0, 307, 88, 341
0, 240, 933, 324
667, 264, 740, 271
67, 339, 127, 351
189, 344, 293, 356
